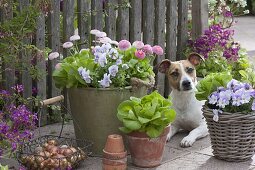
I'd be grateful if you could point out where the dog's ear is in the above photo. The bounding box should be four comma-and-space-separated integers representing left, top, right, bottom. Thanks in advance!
158, 59, 171, 74
188, 53, 204, 66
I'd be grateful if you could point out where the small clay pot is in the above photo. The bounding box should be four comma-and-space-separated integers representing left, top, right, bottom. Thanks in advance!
104, 134, 125, 153
103, 149, 127, 160
102, 158, 127, 170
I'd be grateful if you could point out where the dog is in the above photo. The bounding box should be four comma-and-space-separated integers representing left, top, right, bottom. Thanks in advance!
158, 53, 208, 147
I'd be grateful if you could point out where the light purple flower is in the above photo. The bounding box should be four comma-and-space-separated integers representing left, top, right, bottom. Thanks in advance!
132, 41, 144, 49
252, 101, 255, 111
98, 53, 107, 67
208, 92, 218, 105
63, 42, 74, 48
212, 109, 222, 122
70, 35, 80, 41
102, 43, 111, 52
109, 48, 118, 59
142, 44, 153, 54
78, 67, 92, 83
108, 65, 119, 77
99, 73, 112, 88
152, 45, 164, 55
116, 59, 122, 65
118, 40, 131, 51
99, 37, 112, 44
48, 52, 60, 60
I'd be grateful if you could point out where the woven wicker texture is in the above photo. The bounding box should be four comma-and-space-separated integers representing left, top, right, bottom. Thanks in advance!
203, 106, 255, 162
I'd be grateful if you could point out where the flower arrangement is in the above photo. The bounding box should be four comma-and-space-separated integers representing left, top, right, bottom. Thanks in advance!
0, 85, 37, 157
52, 30, 163, 89
186, 23, 251, 79
117, 91, 176, 138
197, 72, 255, 122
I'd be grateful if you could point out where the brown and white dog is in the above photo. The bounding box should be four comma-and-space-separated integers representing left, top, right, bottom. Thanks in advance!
158, 53, 208, 147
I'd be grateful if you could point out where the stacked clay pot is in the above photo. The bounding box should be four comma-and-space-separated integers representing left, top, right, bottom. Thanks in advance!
102, 134, 127, 170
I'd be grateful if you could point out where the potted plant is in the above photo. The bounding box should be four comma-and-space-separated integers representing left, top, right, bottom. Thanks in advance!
117, 91, 176, 167
52, 30, 164, 155
196, 72, 255, 162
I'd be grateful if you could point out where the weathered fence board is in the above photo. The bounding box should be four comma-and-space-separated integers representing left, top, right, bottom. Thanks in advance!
105, 0, 118, 40
48, 0, 61, 100
116, 0, 130, 40
78, 0, 91, 48
130, 0, 142, 42
36, 13, 47, 124
19, 0, 32, 98
91, 0, 103, 30
177, 0, 189, 60
154, 0, 166, 96
165, 0, 178, 97
142, 0, 154, 44
0, 1, 15, 91
192, 0, 209, 39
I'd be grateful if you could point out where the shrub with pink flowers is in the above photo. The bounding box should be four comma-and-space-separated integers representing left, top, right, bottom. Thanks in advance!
52, 30, 163, 89
0, 85, 37, 157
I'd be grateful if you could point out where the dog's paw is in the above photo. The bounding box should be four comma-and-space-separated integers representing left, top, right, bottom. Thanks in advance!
180, 136, 195, 147
166, 133, 172, 142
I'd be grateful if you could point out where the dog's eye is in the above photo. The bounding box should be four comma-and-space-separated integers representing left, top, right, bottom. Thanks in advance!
171, 72, 179, 77
186, 67, 194, 73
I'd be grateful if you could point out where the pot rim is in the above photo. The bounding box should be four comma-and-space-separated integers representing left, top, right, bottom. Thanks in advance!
68, 86, 133, 91
127, 125, 170, 138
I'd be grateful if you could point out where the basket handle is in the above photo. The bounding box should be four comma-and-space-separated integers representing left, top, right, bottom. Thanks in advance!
40, 95, 64, 106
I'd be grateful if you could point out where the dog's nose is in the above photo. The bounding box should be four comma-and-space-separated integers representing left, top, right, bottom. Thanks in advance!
182, 80, 191, 88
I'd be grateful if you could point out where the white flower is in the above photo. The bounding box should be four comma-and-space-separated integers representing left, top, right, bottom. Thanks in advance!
108, 65, 118, 77
225, 6, 230, 11
98, 73, 112, 88
110, 40, 119, 46
70, 35, 80, 41
63, 42, 73, 48
98, 53, 107, 67
99, 37, 112, 44
48, 52, 60, 60
102, 43, 111, 53
244, 10, 249, 14
90, 29, 100, 35
122, 64, 129, 70
95, 31, 107, 38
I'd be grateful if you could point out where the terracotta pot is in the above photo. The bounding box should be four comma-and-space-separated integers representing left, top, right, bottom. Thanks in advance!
127, 126, 170, 168
104, 134, 125, 153
102, 134, 127, 170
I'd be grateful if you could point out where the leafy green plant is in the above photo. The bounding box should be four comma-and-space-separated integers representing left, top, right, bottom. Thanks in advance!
196, 72, 232, 101
239, 68, 255, 88
0, 164, 8, 170
117, 91, 176, 138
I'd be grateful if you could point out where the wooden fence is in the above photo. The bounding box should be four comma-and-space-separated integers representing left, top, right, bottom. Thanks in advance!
0, 0, 208, 123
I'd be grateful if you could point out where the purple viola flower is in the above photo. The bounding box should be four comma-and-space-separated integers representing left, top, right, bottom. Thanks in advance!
98, 53, 107, 67
108, 65, 118, 77
78, 67, 92, 83
116, 59, 122, 65
208, 92, 218, 105
108, 48, 118, 59
101, 43, 111, 53
252, 101, 255, 111
98, 73, 112, 88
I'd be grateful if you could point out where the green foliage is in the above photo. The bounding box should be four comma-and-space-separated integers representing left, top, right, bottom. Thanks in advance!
117, 91, 176, 138
0, 164, 8, 170
196, 72, 232, 101
239, 68, 255, 88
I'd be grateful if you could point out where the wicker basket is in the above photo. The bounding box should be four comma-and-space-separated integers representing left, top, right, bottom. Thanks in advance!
203, 106, 255, 162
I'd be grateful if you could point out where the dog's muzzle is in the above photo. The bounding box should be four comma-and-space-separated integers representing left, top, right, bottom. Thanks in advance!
181, 80, 192, 91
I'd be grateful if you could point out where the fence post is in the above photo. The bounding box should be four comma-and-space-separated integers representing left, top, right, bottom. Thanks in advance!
142, 0, 154, 44
177, 0, 188, 61
116, 0, 130, 41
105, 0, 118, 40
154, 0, 166, 96
165, 0, 178, 97
0, 0, 15, 91
36, 12, 47, 125
192, 0, 208, 39
129, 0, 142, 42
78, 0, 91, 48
19, 0, 32, 98
91, 0, 103, 30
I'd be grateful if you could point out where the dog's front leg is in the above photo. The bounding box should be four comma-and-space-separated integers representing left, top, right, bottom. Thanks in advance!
180, 123, 208, 147
167, 125, 180, 141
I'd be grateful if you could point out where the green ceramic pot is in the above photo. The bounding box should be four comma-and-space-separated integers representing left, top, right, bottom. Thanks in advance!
68, 86, 147, 155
